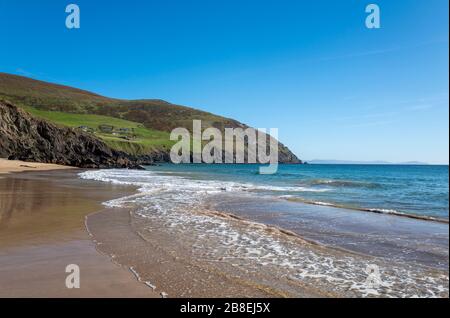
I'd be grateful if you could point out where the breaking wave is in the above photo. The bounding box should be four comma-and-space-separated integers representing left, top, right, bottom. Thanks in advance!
79, 169, 449, 298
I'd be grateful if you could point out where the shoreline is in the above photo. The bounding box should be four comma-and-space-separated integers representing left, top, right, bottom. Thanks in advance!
85, 206, 326, 297
204, 200, 450, 273
80, 168, 448, 298
0, 169, 158, 297
1, 166, 448, 298
85, 196, 448, 297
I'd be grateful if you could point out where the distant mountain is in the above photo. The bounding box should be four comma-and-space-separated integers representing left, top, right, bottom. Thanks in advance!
397, 161, 431, 165
0, 72, 300, 165
308, 159, 430, 165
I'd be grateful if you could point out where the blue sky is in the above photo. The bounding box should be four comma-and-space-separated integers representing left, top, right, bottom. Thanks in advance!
0, 0, 448, 163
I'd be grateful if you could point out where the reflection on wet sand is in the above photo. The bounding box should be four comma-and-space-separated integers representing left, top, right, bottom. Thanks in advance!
0, 172, 104, 245
0, 170, 156, 297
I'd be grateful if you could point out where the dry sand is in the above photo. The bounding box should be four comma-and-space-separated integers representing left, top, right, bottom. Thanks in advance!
0, 158, 74, 175
0, 168, 158, 298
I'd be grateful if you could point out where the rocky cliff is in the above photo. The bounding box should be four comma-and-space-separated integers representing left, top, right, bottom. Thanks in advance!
0, 101, 162, 168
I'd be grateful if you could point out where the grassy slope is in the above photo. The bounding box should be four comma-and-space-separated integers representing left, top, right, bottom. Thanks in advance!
0, 72, 300, 161
0, 72, 242, 156
24, 107, 173, 155
0, 72, 241, 132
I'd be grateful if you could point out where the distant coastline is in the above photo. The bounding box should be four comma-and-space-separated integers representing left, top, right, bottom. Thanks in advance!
307, 159, 435, 165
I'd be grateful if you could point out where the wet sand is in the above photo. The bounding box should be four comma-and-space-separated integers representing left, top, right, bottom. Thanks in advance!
87, 207, 324, 297
0, 168, 320, 298
0, 169, 157, 297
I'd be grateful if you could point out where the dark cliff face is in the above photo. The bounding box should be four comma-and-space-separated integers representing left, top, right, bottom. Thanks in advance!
0, 100, 300, 168
0, 101, 161, 168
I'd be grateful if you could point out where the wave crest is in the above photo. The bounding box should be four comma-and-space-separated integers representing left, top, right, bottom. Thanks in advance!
308, 179, 381, 189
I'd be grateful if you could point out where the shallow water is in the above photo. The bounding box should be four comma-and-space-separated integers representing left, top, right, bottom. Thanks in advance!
210, 194, 449, 269
139, 164, 449, 220
79, 167, 449, 297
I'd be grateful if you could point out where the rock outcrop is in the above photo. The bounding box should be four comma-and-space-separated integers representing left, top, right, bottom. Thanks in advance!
0, 100, 300, 168
0, 101, 159, 168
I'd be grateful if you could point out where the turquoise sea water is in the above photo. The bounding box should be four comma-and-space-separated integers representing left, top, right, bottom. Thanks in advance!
79, 164, 449, 295
146, 164, 449, 220
138, 163, 449, 269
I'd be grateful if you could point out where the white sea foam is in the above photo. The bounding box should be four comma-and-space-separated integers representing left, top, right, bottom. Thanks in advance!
313, 201, 334, 206
367, 208, 402, 214
79, 169, 449, 298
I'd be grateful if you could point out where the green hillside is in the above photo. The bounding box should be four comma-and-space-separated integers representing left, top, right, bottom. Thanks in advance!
0, 72, 245, 156
0, 72, 243, 132
0, 72, 301, 162
24, 107, 173, 155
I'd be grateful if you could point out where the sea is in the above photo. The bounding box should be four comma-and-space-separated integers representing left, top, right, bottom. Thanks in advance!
79, 164, 449, 297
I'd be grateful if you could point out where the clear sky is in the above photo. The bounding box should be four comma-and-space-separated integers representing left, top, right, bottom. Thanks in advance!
1, 0, 448, 164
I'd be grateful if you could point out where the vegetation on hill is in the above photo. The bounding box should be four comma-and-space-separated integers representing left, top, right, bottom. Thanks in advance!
0, 72, 301, 163
0, 72, 242, 132
0, 101, 153, 168
24, 107, 173, 155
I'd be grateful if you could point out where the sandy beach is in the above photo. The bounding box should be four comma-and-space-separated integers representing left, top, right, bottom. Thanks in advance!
0, 163, 157, 297
0, 161, 448, 298
0, 161, 321, 298
0, 159, 75, 175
